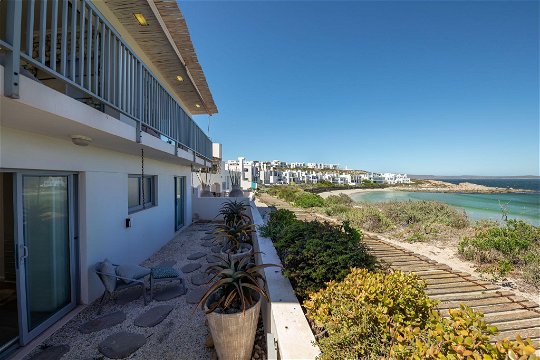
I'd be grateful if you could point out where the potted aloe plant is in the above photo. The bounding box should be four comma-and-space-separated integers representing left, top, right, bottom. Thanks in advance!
197, 169, 213, 197
197, 254, 279, 360
214, 219, 254, 260
218, 200, 250, 226
229, 170, 243, 197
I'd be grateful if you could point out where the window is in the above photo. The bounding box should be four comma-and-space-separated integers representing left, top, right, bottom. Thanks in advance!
128, 175, 156, 213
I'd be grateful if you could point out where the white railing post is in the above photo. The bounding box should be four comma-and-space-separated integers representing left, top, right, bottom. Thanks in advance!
4, 0, 22, 98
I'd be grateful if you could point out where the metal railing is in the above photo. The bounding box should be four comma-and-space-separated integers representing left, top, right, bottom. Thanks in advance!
0, 0, 213, 160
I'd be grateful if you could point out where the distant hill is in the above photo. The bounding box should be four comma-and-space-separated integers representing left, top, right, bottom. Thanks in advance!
409, 175, 540, 180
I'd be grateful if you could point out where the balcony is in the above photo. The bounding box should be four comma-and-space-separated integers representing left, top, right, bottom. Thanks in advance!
0, 0, 213, 161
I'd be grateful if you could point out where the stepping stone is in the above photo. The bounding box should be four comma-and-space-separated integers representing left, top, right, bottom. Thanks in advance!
79, 311, 126, 334
98, 332, 146, 359
134, 305, 174, 327
157, 260, 177, 268
116, 287, 142, 305
187, 252, 206, 260
182, 263, 202, 273
192, 273, 212, 286
186, 287, 209, 304
153, 284, 187, 301
201, 241, 214, 247
30, 345, 70, 360
207, 255, 222, 264
201, 235, 214, 241
211, 246, 221, 254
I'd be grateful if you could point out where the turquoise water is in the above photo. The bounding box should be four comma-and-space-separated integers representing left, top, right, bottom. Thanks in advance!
350, 191, 540, 225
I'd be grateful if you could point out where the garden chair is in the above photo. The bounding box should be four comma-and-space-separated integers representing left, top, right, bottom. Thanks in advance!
95, 259, 151, 309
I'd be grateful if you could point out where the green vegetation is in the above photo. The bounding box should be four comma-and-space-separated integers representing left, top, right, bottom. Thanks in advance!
258, 186, 539, 357
305, 269, 538, 360
261, 184, 539, 287
259, 211, 375, 299
459, 219, 540, 286
293, 192, 325, 208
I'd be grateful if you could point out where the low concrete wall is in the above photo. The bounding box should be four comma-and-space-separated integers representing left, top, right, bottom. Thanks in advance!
189, 197, 320, 358
249, 202, 320, 360
191, 196, 250, 221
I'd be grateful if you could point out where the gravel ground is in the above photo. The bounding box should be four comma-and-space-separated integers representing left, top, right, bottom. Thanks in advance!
25, 223, 218, 360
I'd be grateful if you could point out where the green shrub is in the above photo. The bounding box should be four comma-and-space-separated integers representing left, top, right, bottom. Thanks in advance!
324, 204, 351, 216
273, 221, 375, 299
391, 306, 538, 359
259, 209, 297, 241
294, 192, 325, 208
266, 185, 303, 203
381, 200, 469, 229
341, 206, 395, 232
324, 194, 353, 206
304, 269, 437, 359
459, 219, 540, 286
305, 269, 539, 360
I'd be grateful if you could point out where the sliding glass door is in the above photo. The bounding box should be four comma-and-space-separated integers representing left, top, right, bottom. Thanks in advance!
16, 174, 76, 345
175, 177, 186, 231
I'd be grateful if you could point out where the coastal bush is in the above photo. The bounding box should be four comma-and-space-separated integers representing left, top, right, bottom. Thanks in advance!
323, 204, 351, 216
294, 192, 325, 208
273, 221, 375, 299
341, 206, 395, 232
324, 193, 353, 206
266, 185, 303, 203
458, 219, 540, 286
305, 269, 539, 360
259, 209, 297, 241
390, 306, 539, 360
304, 269, 438, 359
380, 200, 469, 229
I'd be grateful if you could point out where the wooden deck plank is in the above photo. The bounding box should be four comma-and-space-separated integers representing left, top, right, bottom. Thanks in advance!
484, 311, 540, 324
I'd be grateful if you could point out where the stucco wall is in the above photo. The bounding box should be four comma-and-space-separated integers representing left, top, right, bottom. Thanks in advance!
0, 126, 193, 303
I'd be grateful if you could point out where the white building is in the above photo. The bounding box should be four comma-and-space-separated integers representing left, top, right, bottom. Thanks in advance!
225, 157, 259, 190
370, 172, 411, 184
0, 1, 219, 354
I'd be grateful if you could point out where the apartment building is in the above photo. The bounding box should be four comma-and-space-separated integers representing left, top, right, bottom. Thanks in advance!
0, 0, 217, 354
225, 157, 259, 189
369, 172, 412, 184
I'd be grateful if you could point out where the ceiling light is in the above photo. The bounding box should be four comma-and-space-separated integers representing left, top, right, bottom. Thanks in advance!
195, 104, 201, 108
133, 13, 149, 26
176, 75, 184, 82
71, 135, 92, 146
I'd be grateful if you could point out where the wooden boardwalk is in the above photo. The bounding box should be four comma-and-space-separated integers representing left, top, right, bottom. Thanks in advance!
257, 194, 540, 347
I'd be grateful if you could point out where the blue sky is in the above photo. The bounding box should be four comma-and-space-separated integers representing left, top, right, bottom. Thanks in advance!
181, 1, 539, 176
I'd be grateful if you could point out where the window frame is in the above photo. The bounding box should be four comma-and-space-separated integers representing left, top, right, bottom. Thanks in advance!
128, 174, 157, 213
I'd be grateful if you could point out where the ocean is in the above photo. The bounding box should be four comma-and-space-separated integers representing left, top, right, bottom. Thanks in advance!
350, 178, 540, 226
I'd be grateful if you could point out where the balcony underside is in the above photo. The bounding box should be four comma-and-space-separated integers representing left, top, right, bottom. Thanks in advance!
0, 67, 211, 168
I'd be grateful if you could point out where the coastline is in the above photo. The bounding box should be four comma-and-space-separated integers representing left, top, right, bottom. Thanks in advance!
318, 179, 534, 198
310, 201, 539, 303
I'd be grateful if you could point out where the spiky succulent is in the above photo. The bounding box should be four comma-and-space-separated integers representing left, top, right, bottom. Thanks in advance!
218, 200, 250, 226
197, 253, 279, 314
214, 219, 254, 253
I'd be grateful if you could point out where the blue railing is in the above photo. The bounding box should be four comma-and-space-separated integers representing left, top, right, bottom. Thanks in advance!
0, 0, 213, 160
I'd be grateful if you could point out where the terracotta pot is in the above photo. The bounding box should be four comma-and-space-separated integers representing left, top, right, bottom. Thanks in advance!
229, 186, 243, 197
205, 293, 261, 360
220, 243, 253, 262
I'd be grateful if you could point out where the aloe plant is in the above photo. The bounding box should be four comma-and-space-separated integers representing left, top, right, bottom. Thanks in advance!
197, 253, 279, 314
214, 219, 254, 253
218, 200, 250, 226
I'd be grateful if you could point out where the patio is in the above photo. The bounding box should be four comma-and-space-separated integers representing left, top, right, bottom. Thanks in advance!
23, 222, 266, 360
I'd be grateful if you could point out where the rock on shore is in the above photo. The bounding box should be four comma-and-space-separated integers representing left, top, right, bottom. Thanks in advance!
395, 180, 529, 193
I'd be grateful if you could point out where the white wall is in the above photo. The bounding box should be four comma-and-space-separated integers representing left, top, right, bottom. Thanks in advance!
192, 196, 249, 221
0, 127, 193, 303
